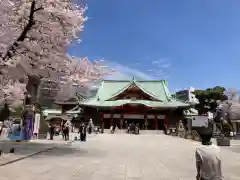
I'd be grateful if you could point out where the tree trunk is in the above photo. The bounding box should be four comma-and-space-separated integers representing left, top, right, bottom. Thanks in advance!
22, 75, 41, 140
0, 103, 10, 121
25, 75, 41, 104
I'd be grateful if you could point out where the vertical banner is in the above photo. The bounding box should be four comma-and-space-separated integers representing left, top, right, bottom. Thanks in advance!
34, 113, 40, 139
27, 118, 34, 140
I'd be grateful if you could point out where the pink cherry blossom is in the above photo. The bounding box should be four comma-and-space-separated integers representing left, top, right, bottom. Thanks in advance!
0, 0, 116, 106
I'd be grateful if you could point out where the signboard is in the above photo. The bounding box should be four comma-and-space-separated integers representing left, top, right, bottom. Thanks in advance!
176, 90, 189, 102
192, 116, 208, 127
8, 123, 22, 141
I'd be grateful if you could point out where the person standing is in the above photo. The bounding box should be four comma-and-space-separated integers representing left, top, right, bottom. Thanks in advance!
177, 120, 185, 137
62, 124, 69, 141
79, 122, 82, 141
79, 122, 86, 141
101, 122, 104, 133
0, 122, 3, 137
88, 118, 93, 134
48, 123, 54, 140
82, 123, 87, 141
144, 120, 148, 130
65, 121, 70, 141
195, 132, 222, 180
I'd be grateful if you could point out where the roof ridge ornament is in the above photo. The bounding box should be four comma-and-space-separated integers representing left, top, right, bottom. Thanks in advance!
132, 76, 136, 82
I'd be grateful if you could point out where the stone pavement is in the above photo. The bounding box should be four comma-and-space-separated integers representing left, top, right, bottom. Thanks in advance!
0, 134, 73, 166
0, 141, 56, 166
0, 133, 239, 180
0, 132, 97, 166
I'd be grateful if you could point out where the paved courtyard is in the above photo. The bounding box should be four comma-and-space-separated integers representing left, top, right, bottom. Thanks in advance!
0, 133, 240, 180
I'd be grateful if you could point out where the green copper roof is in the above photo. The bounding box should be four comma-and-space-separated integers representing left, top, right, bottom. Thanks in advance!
78, 79, 190, 108
95, 79, 172, 102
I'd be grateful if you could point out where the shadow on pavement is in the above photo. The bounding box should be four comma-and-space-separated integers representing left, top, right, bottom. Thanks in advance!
30, 144, 108, 159
0, 142, 56, 156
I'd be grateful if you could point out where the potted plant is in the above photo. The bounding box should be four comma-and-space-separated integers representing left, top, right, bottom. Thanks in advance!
216, 135, 231, 146
216, 123, 231, 146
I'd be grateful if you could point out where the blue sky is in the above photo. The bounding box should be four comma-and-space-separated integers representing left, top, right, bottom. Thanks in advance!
69, 0, 240, 92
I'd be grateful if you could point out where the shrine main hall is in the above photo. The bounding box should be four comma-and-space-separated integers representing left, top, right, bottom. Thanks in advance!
78, 78, 191, 130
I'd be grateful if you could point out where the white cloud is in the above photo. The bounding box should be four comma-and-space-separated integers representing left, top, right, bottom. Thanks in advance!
160, 63, 171, 68
104, 61, 156, 80
151, 60, 160, 64
151, 58, 167, 65
102, 57, 173, 82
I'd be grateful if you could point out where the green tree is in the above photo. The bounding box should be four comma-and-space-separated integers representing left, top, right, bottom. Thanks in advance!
194, 86, 227, 115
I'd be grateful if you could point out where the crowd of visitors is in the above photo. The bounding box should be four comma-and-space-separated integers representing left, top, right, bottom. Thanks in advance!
47, 119, 102, 141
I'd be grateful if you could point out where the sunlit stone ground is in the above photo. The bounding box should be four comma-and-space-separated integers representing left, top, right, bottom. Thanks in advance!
0, 132, 239, 180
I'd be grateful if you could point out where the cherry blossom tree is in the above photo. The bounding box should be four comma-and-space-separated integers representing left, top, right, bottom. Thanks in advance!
0, 76, 26, 121
0, 0, 116, 121
0, 0, 115, 97
39, 57, 116, 103
0, 79, 26, 106
215, 88, 240, 136
0, 0, 87, 99
225, 88, 240, 102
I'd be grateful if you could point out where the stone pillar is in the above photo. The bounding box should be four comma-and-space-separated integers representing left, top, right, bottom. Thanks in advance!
186, 118, 192, 133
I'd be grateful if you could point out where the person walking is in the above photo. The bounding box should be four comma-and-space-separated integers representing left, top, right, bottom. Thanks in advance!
195, 132, 222, 180
79, 122, 86, 141
62, 124, 69, 141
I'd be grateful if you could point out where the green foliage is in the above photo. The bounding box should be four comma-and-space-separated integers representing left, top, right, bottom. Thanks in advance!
11, 105, 24, 117
194, 86, 227, 114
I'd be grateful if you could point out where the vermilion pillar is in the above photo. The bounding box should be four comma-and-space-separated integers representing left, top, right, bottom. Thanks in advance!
164, 118, 168, 127
100, 112, 103, 124
120, 113, 123, 129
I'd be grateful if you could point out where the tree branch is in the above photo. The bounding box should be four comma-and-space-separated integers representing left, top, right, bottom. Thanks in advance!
34, 7, 43, 12
2, 1, 42, 62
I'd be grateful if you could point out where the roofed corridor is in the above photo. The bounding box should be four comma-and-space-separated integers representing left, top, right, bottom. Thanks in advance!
0, 133, 239, 180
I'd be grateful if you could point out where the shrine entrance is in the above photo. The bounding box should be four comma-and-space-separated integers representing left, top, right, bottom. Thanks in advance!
101, 112, 167, 130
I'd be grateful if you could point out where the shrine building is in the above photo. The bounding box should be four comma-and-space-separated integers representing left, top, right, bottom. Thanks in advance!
78, 78, 191, 130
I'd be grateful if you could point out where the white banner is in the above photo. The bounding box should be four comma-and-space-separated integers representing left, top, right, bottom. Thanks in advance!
147, 115, 155, 119
103, 114, 111, 118
103, 114, 121, 118
157, 115, 165, 119
146, 115, 165, 119
33, 113, 41, 135
123, 114, 144, 119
